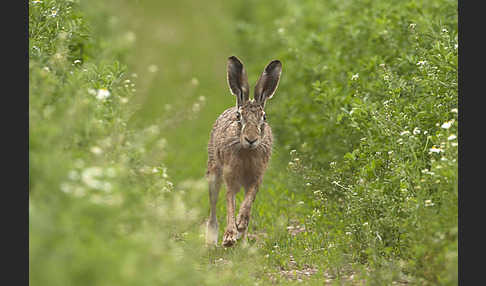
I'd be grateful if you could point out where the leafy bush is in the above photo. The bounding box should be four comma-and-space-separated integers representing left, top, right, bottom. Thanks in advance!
233, 0, 457, 284
29, 1, 212, 285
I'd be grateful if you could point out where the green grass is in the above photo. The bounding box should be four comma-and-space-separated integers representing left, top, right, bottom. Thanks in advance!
30, 0, 457, 285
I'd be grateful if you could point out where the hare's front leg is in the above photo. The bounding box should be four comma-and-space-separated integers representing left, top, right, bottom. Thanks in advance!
236, 185, 259, 243
222, 183, 239, 247
206, 170, 222, 246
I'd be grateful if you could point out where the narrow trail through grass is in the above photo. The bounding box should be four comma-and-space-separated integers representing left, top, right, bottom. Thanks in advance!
90, 0, 328, 283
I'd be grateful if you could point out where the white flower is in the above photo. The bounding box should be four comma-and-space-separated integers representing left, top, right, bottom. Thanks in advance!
90, 146, 103, 155
441, 119, 454, 129
278, 28, 285, 34
148, 65, 159, 73
125, 31, 136, 43
425, 199, 434, 207
417, 60, 427, 66
81, 167, 104, 189
50, 9, 58, 17
157, 138, 168, 149
409, 23, 416, 29
429, 146, 443, 154
400, 130, 411, 136
351, 73, 359, 81
451, 108, 458, 113
413, 127, 421, 135
73, 59, 82, 64
96, 88, 111, 100
192, 102, 201, 112
191, 77, 199, 86
147, 125, 160, 135
447, 134, 457, 141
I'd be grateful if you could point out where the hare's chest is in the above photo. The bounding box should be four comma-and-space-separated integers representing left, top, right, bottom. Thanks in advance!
223, 151, 269, 187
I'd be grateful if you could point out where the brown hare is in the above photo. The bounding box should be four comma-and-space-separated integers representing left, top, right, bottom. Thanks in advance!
206, 56, 282, 247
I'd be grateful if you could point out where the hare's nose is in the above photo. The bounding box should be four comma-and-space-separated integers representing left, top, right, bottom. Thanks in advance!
245, 137, 257, 145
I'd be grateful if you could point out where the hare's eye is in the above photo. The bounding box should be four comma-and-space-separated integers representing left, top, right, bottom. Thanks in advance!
236, 111, 241, 121
263, 114, 266, 121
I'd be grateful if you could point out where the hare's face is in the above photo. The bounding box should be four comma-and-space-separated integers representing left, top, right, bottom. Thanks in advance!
236, 101, 266, 149
226, 56, 281, 149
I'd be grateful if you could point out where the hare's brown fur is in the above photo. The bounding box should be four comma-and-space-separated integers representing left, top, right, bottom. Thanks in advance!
206, 56, 281, 247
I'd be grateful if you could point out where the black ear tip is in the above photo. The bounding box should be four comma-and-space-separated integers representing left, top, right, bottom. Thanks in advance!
228, 56, 244, 67
266, 60, 282, 72
228, 55, 241, 62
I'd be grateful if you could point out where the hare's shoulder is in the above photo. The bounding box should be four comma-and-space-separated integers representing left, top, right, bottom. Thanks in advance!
209, 105, 237, 136
217, 106, 238, 121
211, 106, 237, 130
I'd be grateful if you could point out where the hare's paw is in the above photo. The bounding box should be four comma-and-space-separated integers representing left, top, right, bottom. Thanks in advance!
222, 228, 237, 247
206, 220, 219, 246
236, 229, 245, 240
236, 213, 249, 234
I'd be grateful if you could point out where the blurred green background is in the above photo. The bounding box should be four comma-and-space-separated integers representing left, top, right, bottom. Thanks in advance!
30, 0, 457, 285
81, 0, 238, 183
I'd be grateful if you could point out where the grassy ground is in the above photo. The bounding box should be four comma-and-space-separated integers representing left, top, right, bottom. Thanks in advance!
30, 0, 457, 285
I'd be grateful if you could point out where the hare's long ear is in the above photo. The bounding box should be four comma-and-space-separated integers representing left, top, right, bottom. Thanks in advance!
227, 56, 250, 107
254, 60, 282, 108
